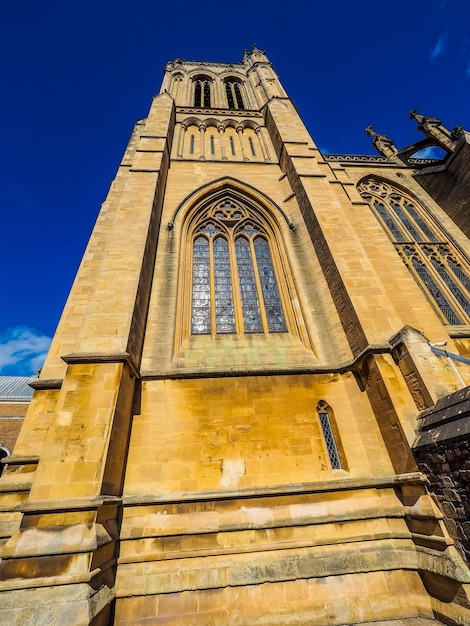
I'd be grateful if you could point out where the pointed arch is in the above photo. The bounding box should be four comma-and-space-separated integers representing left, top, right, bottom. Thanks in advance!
174, 180, 310, 348
358, 176, 470, 325
316, 401, 346, 471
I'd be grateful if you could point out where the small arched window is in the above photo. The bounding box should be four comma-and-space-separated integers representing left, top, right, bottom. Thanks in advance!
317, 402, 343, 470
193, 76, 212, 107
170, 73, 183, 100
0, 446, 10, 476
359, 179, 470, 325
189, 199, 288, 336
225, 79, 245, 110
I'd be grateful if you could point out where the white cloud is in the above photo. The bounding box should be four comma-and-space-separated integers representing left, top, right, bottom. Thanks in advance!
0, 327, 52, 376
430, 34, 447, 60
412, 146, 446, 159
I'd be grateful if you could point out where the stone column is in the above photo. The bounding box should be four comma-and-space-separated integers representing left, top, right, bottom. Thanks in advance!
237, 126, 248, 161
199, 123, 206, 160
256, 127, 270, 162
177, 122, 186, 159
218, 125, 227, 161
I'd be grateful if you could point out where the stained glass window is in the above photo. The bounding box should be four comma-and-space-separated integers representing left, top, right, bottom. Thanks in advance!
191, 237, 211, 334
189, 200, 288, 336
359, 179, 470, 325
235, 238, 263, 333
448, 258, 470, 293
373, 200, 406, 242
254, 238, 286, 332
411, 258, 461, 325
429, 257, 470, 316
214, 237, 236, 333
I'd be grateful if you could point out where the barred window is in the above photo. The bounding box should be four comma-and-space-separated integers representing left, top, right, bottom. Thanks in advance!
189, 199, 288, 336
359, 179, 470, 325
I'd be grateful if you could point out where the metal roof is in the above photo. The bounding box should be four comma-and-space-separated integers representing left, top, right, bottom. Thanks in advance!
0, 376, 36, 401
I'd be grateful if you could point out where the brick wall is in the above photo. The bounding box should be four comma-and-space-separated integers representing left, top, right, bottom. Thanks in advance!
413, 387, 470, 563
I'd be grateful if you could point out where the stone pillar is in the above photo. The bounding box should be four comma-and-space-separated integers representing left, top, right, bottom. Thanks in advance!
256, 126, 270, 162
236, 126, 248, 161
176, 122, 186, 158
218, 125, 227, 161
199, 123, 206, 160
0, 92, 175, 625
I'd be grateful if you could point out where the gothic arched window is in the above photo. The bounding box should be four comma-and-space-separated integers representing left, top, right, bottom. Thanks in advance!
193, 76, 212, 107
359, 179, 470, 325
225, 79, 245, 110
188, 199, 289, 336
317, 401, 344, 470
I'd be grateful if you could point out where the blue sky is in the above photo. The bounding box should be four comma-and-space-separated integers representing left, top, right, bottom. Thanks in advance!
1, 0, 470, 375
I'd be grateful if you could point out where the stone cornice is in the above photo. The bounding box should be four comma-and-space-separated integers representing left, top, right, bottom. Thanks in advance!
177, 107, 262, 118
61, 351, 140, 379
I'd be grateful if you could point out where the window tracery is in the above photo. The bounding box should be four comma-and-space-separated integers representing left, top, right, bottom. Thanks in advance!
359, 179, 470, 325
187, 198, 289, 337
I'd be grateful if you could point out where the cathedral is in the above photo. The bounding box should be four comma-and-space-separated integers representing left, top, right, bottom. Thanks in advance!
1, 46, 470, 625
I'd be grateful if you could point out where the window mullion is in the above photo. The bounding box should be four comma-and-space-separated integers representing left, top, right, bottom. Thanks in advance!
406, 250, 462, 325
209, 238, 216, 335
429, 252, 470, 322
250, 238, 269, 334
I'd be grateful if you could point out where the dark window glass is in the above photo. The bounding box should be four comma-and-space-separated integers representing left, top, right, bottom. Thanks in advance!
249, 137, 256, 156
430, 258, 470, 316
448, 258, 470, 293
234, 83, 244, 109
389, 198, 423, 241
374, 200, 406, 242
411, 258, 461, 324
403, 201, 438, 241
226, 82, 234, 109
203, 81, 211, 107
361, 179, 470, 326
194, 82, 201, 107
230, 136, 235, 156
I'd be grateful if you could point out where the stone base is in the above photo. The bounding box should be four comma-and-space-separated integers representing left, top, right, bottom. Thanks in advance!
0, 583, 114, 626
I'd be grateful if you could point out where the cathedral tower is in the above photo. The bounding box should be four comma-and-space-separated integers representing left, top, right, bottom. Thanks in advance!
1, 47, 470, 625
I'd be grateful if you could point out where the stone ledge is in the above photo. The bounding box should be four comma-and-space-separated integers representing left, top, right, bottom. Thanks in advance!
122, 472, 427, 507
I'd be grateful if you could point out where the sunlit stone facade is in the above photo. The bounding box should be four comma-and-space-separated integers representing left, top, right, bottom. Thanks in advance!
1, 47, 470, 625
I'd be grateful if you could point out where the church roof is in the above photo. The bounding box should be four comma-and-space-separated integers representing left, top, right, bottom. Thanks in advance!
0, 376, 35, 401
